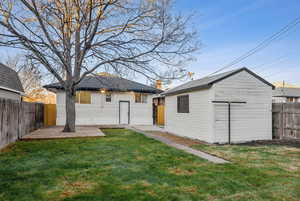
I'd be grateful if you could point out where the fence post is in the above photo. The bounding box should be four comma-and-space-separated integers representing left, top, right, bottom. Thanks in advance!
281, 103, 284, 139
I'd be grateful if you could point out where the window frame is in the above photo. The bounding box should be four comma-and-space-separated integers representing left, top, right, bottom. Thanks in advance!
75, 91, 91, 104
135, 93, 147, 103
105, 93, 112, 102
177, 95, 189, 113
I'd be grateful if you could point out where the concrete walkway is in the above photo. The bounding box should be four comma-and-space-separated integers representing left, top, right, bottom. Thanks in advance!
130, 127, 229, 164
22, 126, 105, 140
132, 125, 165, 132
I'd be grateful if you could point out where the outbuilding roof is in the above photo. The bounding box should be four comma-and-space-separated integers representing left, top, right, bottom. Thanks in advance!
162, 67, 275, 96
273, 87, 300, 98
44, 75, 163, 94
0, 63, 24, 94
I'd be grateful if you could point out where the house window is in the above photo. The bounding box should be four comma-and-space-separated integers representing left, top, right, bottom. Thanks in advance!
287, 97, 298, 103
177, 95, 189, 113
75, 91, 91, 104
106, 93, 112, 102
135, 93, 147, 103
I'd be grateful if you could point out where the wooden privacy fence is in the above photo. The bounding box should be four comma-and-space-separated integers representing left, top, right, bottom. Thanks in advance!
0, 98, 44, 149
273, 103, 300, 139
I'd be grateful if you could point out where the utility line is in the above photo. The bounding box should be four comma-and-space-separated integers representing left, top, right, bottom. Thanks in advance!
207, 16, 300, 76
254, 54, 289, 73
252, 26, 300, 73
263, 66, 298, 79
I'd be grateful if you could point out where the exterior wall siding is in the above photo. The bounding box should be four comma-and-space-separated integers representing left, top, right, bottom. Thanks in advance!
0, 89, 21, 101
165, 89, 214, 143
56, 91, 154, 125
212, 71, 273, 143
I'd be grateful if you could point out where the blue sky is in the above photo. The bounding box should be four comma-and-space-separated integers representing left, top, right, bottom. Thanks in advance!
171, 0, 300, 86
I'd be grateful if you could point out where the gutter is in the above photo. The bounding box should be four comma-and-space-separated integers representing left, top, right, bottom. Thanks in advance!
0, 86, 25, 96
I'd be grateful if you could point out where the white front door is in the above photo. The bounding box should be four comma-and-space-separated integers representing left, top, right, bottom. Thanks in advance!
119, 101, 129, 124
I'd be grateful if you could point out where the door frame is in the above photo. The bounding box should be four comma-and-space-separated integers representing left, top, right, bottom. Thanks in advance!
119, 101, 130, 124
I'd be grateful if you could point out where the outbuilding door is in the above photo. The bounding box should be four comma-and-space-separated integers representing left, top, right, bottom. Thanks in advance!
119, 101, 130, 124
214, 103, 246, 143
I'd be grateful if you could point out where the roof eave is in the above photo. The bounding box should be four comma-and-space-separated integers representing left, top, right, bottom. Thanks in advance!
207, 67, 275, 89
44, 85, 162, 94
162, 84, 212, 96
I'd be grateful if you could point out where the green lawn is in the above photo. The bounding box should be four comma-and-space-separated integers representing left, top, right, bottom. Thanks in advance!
0, 129, 299, 201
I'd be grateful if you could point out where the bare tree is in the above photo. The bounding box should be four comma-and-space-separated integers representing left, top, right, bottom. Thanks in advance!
5, 54, 42, 95
0, 0, 199, 132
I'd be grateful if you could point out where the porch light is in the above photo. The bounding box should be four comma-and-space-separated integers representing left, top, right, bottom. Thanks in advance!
100, 89, 105, 93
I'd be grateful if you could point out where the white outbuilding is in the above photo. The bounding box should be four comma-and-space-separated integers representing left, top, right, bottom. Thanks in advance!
162, 68, 274, 144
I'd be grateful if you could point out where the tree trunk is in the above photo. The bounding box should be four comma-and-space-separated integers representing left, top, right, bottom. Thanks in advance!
63, 87, 76, 132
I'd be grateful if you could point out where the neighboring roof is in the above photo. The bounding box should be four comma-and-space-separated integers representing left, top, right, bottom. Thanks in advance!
162, 67, 275, 96
273, 87, 300, 98
44, 75, 163, 94
0, 63, 24, 94
273, 81, 300, 88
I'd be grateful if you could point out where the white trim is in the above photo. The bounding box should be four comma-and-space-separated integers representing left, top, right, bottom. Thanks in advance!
0, 86, 25, 96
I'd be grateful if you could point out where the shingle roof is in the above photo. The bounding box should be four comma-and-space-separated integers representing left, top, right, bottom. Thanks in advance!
44, 75, 163, 94
0, 63, 24, 93
162, 67, 274, 96
273, 87, 300, 98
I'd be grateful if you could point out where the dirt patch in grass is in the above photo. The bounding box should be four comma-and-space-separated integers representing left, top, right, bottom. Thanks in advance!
0, 143, 16, 153
147, 131, 206, 146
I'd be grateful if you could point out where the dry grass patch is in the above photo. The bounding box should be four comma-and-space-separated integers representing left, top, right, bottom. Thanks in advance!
59, 179, 96, 199
135, 156, 145, 161
168, 167, 196, 176
140, 180, 152, 187
277, 163, 300, 172
179, 186, 198, 193
120, 184, 134, 190
145, 189, 156, 196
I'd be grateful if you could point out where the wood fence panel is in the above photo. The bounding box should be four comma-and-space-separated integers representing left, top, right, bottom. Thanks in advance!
0, 99, 20, 149
157, 105, 165, 126
44, 104, 56, 126
272, 103, 300, 139
0, 98, 44, 149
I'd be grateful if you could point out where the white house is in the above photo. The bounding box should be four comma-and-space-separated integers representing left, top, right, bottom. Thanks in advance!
44, 75, 162, 126
0, 63, 24, 101
272, 87, 300, 103
162, 68, 274, 144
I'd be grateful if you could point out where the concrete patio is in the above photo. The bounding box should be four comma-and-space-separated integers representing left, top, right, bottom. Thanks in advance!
21, 126, 105, 140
